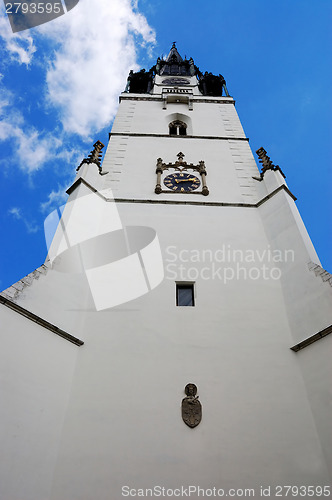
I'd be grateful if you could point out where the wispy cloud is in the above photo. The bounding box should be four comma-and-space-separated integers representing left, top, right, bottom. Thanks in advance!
0, 98, 50, 172
0, 78, 81, 173
0, 11, 36, 65
40, 184, 70, 213
0, 111, 75, 174
8, 207, 39, 233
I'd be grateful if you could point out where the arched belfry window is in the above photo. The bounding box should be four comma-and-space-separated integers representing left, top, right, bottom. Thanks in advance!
169, 120, 187, 136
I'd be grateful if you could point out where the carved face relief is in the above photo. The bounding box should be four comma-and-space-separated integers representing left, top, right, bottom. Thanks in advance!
185, 383, 197, 397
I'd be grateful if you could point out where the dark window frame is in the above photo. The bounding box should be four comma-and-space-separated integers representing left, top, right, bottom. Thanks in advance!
176, 283, 195, 307
169, 120, 187, 137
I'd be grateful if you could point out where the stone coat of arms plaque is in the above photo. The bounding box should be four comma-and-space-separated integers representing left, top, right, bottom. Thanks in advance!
181, 383, 202, 428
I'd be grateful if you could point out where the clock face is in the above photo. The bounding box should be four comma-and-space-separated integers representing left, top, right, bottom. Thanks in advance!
162, 78, 190, 86
164, 172, 201, 192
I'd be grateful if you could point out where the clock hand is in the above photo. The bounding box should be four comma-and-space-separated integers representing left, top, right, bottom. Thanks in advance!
175, 178, 196, 184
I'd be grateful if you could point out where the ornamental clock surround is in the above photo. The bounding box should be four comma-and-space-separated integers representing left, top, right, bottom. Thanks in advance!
155, 152, 209, 196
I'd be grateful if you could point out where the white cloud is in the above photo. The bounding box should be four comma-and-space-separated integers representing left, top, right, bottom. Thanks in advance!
37, 0, 155, 137
40, 184, 70, 213
0, 115, 78, 174
0, 61, 52, 172
0, 80, 81, 173
0, 74, 11, 114
0, 12, 36, 65
0, 110, 60, 173
8, 207, 39, 233
15, 129, 50, 170
0, 0, 156, 174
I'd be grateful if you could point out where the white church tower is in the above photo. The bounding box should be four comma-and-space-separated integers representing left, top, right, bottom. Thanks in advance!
1, 44, 332, 500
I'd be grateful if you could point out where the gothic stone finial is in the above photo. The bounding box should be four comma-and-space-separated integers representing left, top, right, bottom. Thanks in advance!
77, 140, 106, 175
88, 141, 104, 167
256, 147, 285, 180
177, 152, 185, 162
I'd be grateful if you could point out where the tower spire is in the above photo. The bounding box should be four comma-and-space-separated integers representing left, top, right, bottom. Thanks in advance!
165, 42, 183, 63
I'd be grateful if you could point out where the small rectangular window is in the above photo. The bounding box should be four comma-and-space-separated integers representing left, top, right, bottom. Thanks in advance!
176, 283, 195, 307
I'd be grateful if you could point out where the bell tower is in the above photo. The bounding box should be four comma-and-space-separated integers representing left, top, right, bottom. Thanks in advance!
102, 42, 260, 208
1, 44, 331, 500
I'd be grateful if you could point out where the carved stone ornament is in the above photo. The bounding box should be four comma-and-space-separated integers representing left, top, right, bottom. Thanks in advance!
162, 77, 190, 86
181, 383, 202, 428
155, 152, 209, 196
255, 146, 286, 181
76, 140, 108, 176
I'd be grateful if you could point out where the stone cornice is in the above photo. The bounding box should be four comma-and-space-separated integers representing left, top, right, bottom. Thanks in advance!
110, 185, 297, 208
66, 177, 105, 199
66, 181, 296, 211
119, 94, 235, 105
109, 132, 249, 142
112, 198, 255, 208
0, 294, 84, 346
290, 324, 332, 352
256, 184, 297, 205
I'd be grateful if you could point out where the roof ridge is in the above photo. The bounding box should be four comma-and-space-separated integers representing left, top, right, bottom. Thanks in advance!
0, 261, 50, 302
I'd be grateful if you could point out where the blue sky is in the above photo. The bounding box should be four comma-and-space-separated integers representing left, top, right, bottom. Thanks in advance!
0, 0, 331, 291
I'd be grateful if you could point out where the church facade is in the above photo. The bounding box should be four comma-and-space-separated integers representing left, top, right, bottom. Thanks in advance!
1, 44, 331, 500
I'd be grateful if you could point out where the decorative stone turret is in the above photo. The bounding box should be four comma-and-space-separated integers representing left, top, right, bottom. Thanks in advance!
124, 68, 154, 94
256, 146, 286, 180
125, 42, 230, 97
198, 72, 230, 97
76, 140, 106, 175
